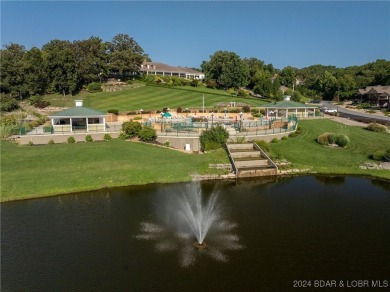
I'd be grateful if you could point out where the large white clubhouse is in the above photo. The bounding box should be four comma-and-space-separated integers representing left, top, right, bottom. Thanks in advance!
140, 61, 205, 80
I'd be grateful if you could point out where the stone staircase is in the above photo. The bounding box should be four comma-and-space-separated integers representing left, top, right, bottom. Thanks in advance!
226, 143, 278, 178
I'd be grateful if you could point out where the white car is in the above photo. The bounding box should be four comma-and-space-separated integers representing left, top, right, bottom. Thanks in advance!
324, 108, 337, 114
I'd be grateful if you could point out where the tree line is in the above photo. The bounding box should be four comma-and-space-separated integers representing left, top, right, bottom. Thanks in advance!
201, 51, 390, 102
0, 34, 146, 99
1, 33, 389, 106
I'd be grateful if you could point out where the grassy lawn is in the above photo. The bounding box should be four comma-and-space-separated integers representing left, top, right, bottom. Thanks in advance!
2, 119, 389, 202
44, 83, 269, 112
0, 140, 229, 202
270, 119, 390, 179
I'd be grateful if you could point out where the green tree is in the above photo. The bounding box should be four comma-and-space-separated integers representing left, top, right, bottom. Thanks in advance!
243, 57, 265, 89
319, 71, 338, 100
74, 37, 108, 85
106, 34, 144, 80
337, 74, 357, 99
201, 51, 249, 89
23, 47, 47, 96
43, 40, 79, 96
280, 66, 297, 88
0, 43, 27, 99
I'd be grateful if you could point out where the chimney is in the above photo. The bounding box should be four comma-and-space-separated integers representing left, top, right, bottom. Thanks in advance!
75, 100, 83, 107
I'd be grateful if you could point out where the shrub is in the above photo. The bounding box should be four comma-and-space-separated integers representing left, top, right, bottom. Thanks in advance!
87, 82, 102, 92
356, 103, 371, 109
317, 133, 330, 145
317, 132, 350, 147
242, 105, 251, 113
371, 150, 386, 161
384, 150, 390, 161
176, 107, 183, 113
227, 88, 236, 95
122, 121, 142, 138
48, 139, 55, 145
230, 136, 246, 143
0, 95, 19, 112
335, 134, 350, 147
118, 132, 127, 140
367, 122, 387, 133
138, 126, 157, 142
107, 109, 119, 115
67, 136, 76, 143
200, 124, 229, 151
328, 133, 337, 144
255, 140, 271, 152
27, 141, 33, 146
271, 138, 279, 143
133, 116, 142, 120
281, 136, 288, 140
103, 133, 112, 141
85, 134, 93, 143
191, 79, 199, 87
29, 96, 50, 108
206, 79, 217, 89
163, 140, 171, 147
238, 89, 248, 97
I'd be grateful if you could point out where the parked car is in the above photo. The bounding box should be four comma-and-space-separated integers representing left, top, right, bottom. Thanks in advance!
324, 108, 338, 114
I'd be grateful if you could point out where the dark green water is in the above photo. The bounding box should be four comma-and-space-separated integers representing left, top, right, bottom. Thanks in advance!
1, 176, 390, 291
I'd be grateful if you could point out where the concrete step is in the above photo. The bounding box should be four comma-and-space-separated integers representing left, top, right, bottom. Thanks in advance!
227, 143, 254, 150
230, 151, 261, 158
235, 160, 270, 168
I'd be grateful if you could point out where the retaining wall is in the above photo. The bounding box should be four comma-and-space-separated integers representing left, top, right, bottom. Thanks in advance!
156, 136, 200, 152
20, 132, 120, 145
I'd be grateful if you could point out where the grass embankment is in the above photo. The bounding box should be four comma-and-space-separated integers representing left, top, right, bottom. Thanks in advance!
2, 119, 389, 202
0, 140, 229, 202
270, 119, 390, 179
44, 83, 268, 112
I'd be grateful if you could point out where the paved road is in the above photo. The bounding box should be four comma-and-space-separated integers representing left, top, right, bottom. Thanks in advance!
321, 100, 390, 125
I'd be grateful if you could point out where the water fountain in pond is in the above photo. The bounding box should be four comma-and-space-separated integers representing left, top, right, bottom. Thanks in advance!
136, 183, 243, 267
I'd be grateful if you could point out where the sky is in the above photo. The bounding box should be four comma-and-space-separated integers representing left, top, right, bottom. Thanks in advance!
1, 1, 389, 70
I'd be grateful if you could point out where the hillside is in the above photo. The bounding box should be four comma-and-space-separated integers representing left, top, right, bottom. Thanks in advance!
44, 83, 269, 112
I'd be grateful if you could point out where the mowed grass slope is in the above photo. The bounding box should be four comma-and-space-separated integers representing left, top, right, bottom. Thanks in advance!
46, 84, 268, 112
270, 119, 390, 179
0, 140, 229, 202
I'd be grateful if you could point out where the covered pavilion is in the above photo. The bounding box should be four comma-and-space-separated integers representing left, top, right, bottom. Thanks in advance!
262, 97, 318, 119
48, 100, 107, 133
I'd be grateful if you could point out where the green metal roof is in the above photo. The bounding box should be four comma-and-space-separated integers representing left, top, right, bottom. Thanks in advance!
48, 106, 107, 118
262, 100, 318, 109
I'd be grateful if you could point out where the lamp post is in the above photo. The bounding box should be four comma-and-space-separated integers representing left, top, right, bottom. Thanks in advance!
160, 112, 164, 132
224, 108, 227, 124
211, 111, 214, 128
140, 109, 143, 119
239, 112, 243, 132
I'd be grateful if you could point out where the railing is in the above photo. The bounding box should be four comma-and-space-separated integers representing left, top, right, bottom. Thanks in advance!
17, 124, 123, 136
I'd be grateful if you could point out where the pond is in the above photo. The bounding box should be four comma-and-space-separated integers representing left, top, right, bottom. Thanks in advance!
1, 176, 390, 290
